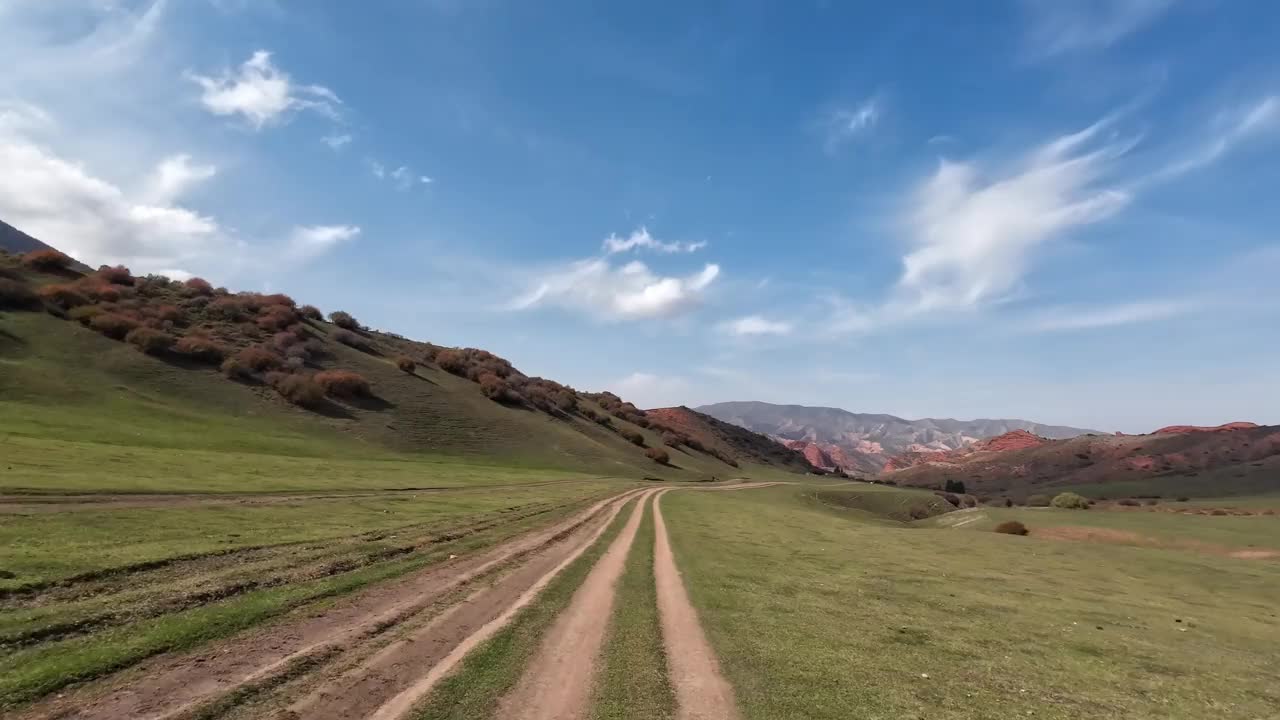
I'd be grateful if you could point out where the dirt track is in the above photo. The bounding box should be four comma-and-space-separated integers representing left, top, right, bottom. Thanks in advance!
16, 482, 764, 719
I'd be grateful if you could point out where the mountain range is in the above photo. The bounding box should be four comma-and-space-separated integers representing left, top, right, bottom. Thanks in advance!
694, 401, 1101, 473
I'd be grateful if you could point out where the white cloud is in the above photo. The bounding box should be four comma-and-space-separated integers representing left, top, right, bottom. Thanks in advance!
602, 227, 706, 255
720, 315, 793, 336
420, 175, 435, 184
824, 97, 880, 151
389, 166, 414, 190
1025, 299, 1199, 332
513, 257, 720, 320
894, 120, 1132, 314
321, 133, 352, 150
0, 125, 223, 270
1154, 96, 1279, 180
189, 50, 340, 129
1023, 0, 1174, 56
287, 224, 361, 260
367, 159, 431, 190
142, 154, 216, 204
611, 372, 693, 410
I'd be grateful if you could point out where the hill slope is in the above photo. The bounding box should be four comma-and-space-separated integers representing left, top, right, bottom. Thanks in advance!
0, 244, 804, 483
696, 400, 1099, 472
644, 406, 811, 474
885, 425, 1280, 500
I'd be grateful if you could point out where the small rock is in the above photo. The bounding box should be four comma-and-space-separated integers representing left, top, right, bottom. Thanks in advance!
920, 673, 930, 679
1175, 618, 1182, 623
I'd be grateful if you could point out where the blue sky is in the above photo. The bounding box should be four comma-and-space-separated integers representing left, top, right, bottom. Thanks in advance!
2, 0, 1278, 432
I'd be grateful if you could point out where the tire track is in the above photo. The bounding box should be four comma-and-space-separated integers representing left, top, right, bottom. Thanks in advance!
492, 489, 656, 720
653, 489, 742, 720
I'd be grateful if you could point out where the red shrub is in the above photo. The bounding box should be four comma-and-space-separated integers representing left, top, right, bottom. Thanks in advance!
220, 356, 253, 380
994, 521, 1029, 536
315, 370, 371, 399
235, 346, 283, 372
619, 427, 646, 447
68, 305, 103, 324
95, 265, 133, 285
208, 296, 248, 321
479, 372, 521, 403
79, 282, 121, 302
184, 277, 214, 296
37, 284, 91, 309
0, 278, 40, 310
256, 305, 299, 332
329, 310, 359, 330
268, 372, 326, 408
435, 349, 467, 375
22, 249, 72, 271
174, 334, 228, 363
395, 356, 416, 373
661, 432, 685, 448
153, 305, 184, 323
299, 304, 323, 321
260, 293, 296, 308
332, 328, 372, 352
125, 327, 175, 355
89, 313, 140, 340
645, 447, 670, 465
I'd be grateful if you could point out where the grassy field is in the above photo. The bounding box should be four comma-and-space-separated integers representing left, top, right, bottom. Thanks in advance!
662, 484, 1280, 719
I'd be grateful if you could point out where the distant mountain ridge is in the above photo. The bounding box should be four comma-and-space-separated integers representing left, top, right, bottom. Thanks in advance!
694, 401, 1101, 473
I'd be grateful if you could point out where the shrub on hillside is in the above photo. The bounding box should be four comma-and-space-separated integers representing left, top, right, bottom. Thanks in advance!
1027, 494, 1051, 507
645, 447, 670, 465
661, 431, 684, 448
79, 282, 121, 302
208, 296, 248, 322
315, 370, 371, 399
944, 479, 967, 494
1146, 499, 1160, 506
299, 304, 323, 321
95, 265, 133, 285
333, 328, 373, 352
0, 278, 40, 310
395, 356, 416, 373
89, 313, 140, 340
37, 284, 90, 309
994, 520, 1029, 536
184, 277, 214, 296
256, 306, 298, 332
478, 372, 521, 403
125, 327, 175, 355
153, 305, 184, 323
619, 427, 646, 447
68, 305, 103, 324
234, 346, 283, 373
268, 372, 327, 408
936, 492, 961, 507
220, 356, 253, 380
174, 334, 228, 363
1051, 492, 1090, 510
1176, 496, 1190, 502
329, 310, 359, 330
1117, 498, 1141, 507
22, 249, 72, 271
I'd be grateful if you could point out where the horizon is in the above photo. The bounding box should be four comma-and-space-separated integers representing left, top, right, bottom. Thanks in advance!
2, 1, 1278, 433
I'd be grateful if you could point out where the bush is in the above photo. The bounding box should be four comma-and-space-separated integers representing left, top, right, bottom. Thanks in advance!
37, 284, 90, 309
645, 447, 670, 465
174, 334, 228, 363
936, 492, 961, 507
1176, 496, 1190, 502
619, 427, 646, 447
315, 370, 371, 399
329, 310, 359, 330
944, 479, 967, 494
0, 278, 40, 310
256, 306, 298, 332
208, 296, 248, 322
153, 305, 184, 323
95, 265, 133, 285
333, 328, 372, 352
994, 521, 1029, 536
22, 249, 72, 271
235, 346, 283, 373
184, 277, 214, 296
478, 372, 520, 403
124, 327, 175, 355
269, 373, 327, 408
79, 282, 121, 302
1117, 498, 1141, 507
220, 356, 253, 380
68, 305, 103, 324
89, 313, 140, 340
395, 356, 416, 373
299, 304, 323, 321
1027, 494, 1051, 507
1051, 492, 1090, 510
435, 349, 468, 375
661, 431, 684, 448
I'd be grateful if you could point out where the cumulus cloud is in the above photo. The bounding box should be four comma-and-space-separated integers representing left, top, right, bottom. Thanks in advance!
287, 224, 361, 260
720, 315, 793, 336
611, 372, 693, 410
0, 118, 224, 270
1023, 0, 1174, 56
602, 227, 706, 255
189, 50, 340, 129
513, 258, 720, 320
894, 119, 1132, 314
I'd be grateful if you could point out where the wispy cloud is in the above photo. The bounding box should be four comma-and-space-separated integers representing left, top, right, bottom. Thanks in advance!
1023, 0, 1175, 56
602, 227, 706, 255
513, 256, 720, 321
188, 50, 340, 129
287, 224, 361, 260
142, 154, 216, 205
1025, 299, 1199, 332
720, 315, 793, 337
1153, 96, 1279, 181
321, 133, 352, 150
824, 96, 880, 152
368, 159, 432, 190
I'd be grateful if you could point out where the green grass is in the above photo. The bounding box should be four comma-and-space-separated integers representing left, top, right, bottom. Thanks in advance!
591, 499, 675, 720
662, 484, 1280, 720
409, 497, 636, 720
